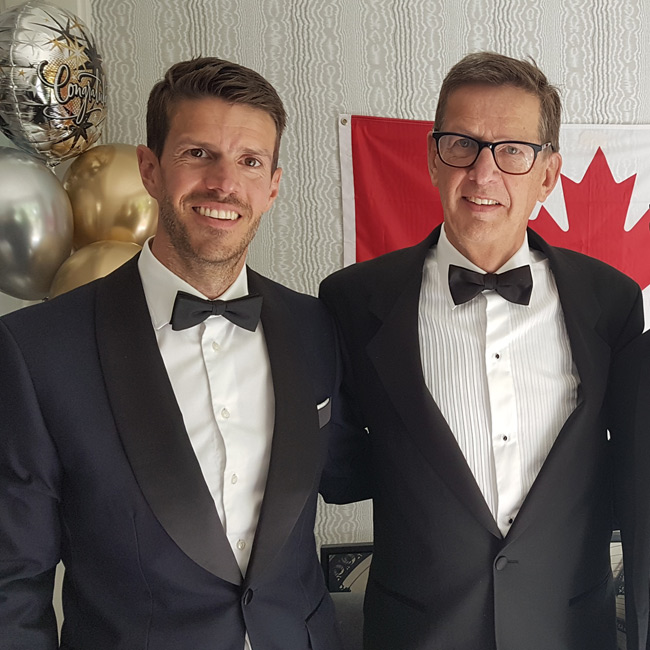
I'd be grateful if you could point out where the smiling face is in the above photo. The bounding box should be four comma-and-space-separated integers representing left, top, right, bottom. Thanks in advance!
137, 97, 281, 296
429, 84, 561, 271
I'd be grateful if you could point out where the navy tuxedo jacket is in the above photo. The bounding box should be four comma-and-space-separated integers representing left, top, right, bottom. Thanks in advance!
320, 226, 646, 650
0, 256, 344, 650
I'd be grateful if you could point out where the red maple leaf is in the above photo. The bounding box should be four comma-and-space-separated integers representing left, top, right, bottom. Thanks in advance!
533, 147, 650, 289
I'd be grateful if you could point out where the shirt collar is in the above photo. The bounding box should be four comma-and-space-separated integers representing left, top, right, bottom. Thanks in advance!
436, 223, 534, 309
138, 237, 249, 330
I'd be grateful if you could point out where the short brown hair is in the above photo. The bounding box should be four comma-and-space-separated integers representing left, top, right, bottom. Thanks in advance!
146, 57, 287, 169
434, 52, 562, 152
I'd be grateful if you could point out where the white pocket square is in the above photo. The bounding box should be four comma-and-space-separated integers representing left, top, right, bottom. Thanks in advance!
317, 397, 331, 428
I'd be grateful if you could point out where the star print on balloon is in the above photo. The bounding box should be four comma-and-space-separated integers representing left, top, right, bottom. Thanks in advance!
0, 1, 106, 166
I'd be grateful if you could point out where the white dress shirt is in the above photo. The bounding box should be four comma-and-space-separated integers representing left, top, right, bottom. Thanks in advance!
418, 225, 579, 536
138, 241, 274, 650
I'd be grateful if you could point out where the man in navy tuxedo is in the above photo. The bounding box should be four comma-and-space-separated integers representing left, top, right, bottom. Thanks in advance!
320, 52, 647, 649
0, 57, 343, 650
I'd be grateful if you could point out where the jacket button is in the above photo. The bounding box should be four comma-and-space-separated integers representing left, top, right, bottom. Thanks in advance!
495, 556, 508, 571
243, 589, 254, 605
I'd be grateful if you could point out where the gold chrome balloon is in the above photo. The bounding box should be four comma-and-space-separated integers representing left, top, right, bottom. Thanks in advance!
49, 240, 141, 297
0, 147, 73, 300
0, 2, 106, 166
63, 144, 158, 249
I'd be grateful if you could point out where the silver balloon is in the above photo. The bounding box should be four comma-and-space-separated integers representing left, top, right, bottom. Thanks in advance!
0, 1, 106, 166
0, 147, 73, 299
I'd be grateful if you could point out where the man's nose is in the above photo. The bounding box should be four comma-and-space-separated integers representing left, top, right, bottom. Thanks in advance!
468, 146, 500, 182
204, 158, 239, 194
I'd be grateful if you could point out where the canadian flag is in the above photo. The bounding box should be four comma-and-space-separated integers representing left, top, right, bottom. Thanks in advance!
339, 116, 650, 320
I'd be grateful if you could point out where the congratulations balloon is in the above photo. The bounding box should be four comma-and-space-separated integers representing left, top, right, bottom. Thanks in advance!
49, 240, 141, 297
0, 1, 106, 166
0, 147, 73, 300
63, 143, 158, 249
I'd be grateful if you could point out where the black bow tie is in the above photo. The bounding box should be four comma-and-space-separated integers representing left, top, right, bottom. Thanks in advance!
448, 264, 533, 306
170, 291, 263, 331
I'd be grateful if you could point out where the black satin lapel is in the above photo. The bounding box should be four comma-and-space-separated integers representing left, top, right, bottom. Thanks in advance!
504, 398, 590, 544
503, 231, 611, 543
367, 256, 501, 538
552, 266, 608, 401
528, 230, 609, 407
244, 271, 321, 583
95, 258, 242, 585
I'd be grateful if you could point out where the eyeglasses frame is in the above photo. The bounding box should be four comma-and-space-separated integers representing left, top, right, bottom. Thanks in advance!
431, 131, 553, 176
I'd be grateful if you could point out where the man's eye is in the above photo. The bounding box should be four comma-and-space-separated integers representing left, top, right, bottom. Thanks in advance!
188, 148, 206, 158
243, 157, 261, 168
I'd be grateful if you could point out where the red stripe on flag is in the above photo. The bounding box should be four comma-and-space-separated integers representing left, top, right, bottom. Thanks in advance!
350, 115, 444, 262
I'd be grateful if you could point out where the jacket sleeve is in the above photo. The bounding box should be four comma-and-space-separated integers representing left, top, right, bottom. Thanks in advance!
318, 280, 372, 505
0, 320, 61, 649
607, 286, 648, 650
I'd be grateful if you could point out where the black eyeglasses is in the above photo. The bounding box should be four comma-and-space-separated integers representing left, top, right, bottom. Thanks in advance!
431, 132, 553, 175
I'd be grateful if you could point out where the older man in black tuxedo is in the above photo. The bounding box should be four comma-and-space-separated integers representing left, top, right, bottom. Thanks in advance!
320, 52, 647, 650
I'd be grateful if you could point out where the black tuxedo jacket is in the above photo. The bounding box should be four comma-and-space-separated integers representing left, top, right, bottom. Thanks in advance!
0, 257, 344, 650
320, 226, 646, 650
610, 329, 650, 650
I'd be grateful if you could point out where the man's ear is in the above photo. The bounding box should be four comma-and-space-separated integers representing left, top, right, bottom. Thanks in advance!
538, 151, 562, 202
264, 167, 282, 212
136, 145, 161, 201
427, 133, 439, 187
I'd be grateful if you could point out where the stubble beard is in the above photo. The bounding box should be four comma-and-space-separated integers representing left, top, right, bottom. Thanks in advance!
156, 192, 261, 282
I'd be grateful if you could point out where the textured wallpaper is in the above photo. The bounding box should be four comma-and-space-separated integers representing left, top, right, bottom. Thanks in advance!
3, 0, 650, 545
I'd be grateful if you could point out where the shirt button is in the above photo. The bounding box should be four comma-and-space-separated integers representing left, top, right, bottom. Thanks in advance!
212, 341, 220, 352
221, 408, 230, 419
237, 539, 246, 551
231, 473, 238, 485
495, 353, 500, 359
508, 517, 514, 524
502, 435, 508, 441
